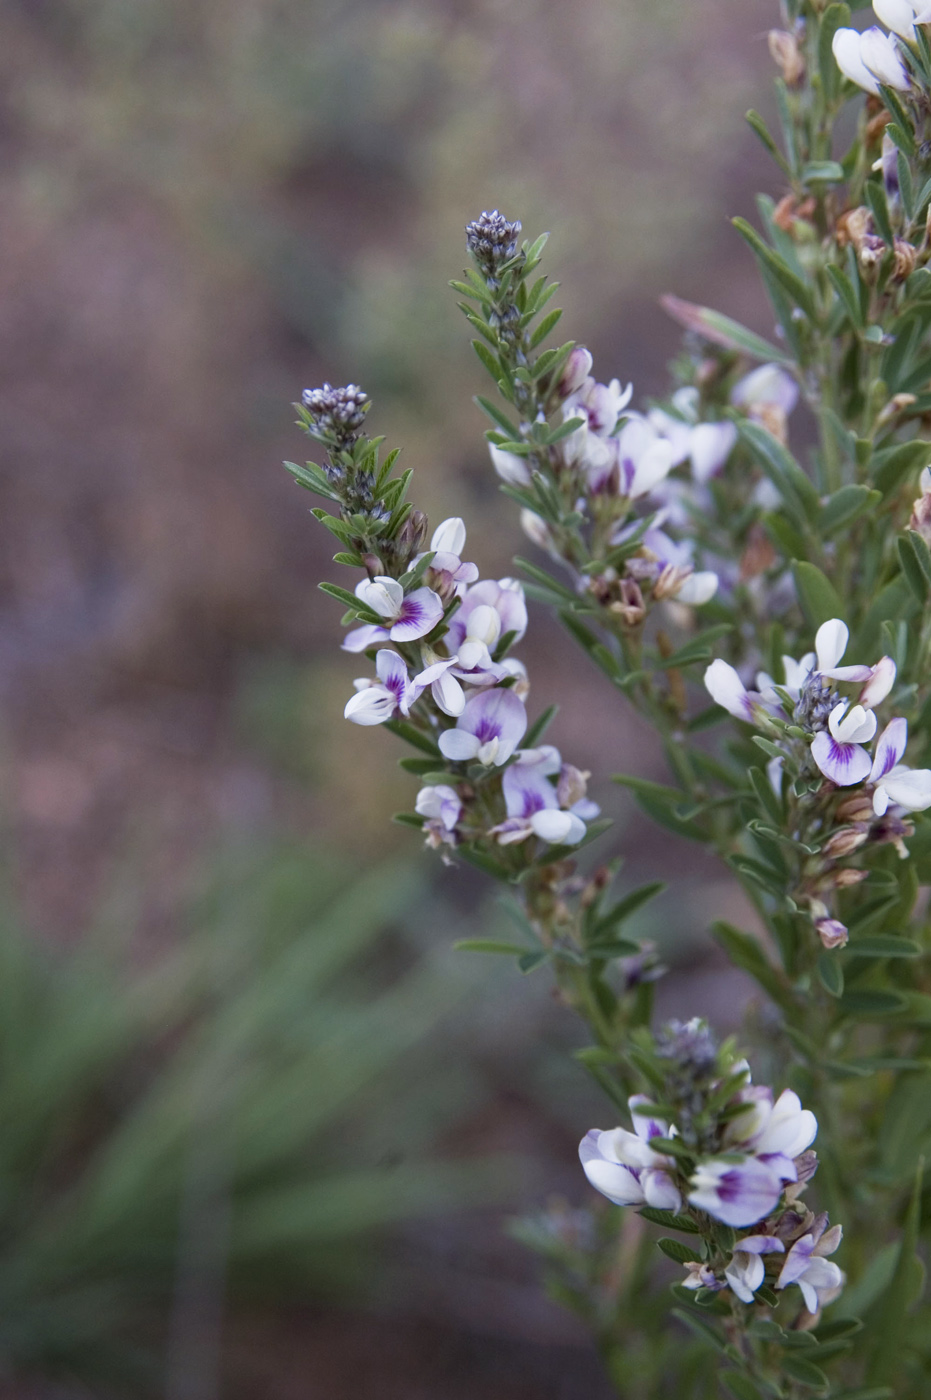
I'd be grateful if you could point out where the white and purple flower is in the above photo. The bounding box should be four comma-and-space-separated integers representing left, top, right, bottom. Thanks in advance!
347, 575, 444, 648
688, 1157, 783, 1229
438, 686, 528, 766
832, 24, 911, 94
415, 783, 463, 846
776, 1219, 845, 1315
724, 1234, 786, 1304
725, 1088, 818, 1183
811, 702, 878, 786
869, 717, 931, 815
344, 649, 424, 726
579, 1096, 682, 1212
490, 746, 594, 845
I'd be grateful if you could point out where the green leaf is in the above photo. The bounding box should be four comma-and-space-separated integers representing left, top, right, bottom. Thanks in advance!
732, 217, 817, 320
518, 950, 549, 974
471, 338, 503, 379
846, 936, 921, 959
656, 624, 733, 670
712, 922, 790, 1007
669, 1307, 727, 1353
781, 1354, 829, 1390
590, 882, 665, 939
818, 953, 844, 998
638, 1207, 701, 1234
524, 703, 559, 748
826, 263, 865, 330
383, 720, 441, 756
658, 294, 792, 364
792, 561, 844, 630
802, 160, 845, 186
871, 439, 931, 495
898, 534, 928, 602
721, 1373, 764, 1400
736, 418, 819, 525
819, 4, 851, 101
840, 989, 910, 1016
474, 395, 520, 436
866, 1161, 925, 1387
456, 846, 515, 882
656, 1236, 702, 1264
819, 484, 879, 536
528, 307, 563, 349
745, 110, 790, 176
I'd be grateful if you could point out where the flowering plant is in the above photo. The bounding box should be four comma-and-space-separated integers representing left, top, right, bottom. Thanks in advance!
284, 2, 931, 1393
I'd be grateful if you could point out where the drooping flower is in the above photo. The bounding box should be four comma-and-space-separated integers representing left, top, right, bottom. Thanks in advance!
688, 1157, 783, 1229
489, 443, 532, 486
344, 650, 424, 725
565, 375, 633, 438
557, 346, 594, 400
438, 687, 528, 765
354, 575, 444, 643
869, 717, 931, 815
704, 659, 769, 722
776, 1219, 844, 1315
724, 1234, 786, 1304
579, 1097, 681, 1212
811, 701, 877, 785
422, 517, 479, 598
415, 784, 462, 846
491, 746, 591, 845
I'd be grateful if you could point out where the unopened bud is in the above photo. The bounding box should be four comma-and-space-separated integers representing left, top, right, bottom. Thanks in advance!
557, 346, 594, 399
836, 207, 872, 252
520, 508, 555, 553
859, 234, 888, 272
398, 509, 429, 557
557, 763, 590, 809
892, 237, 918, 282
911, 492, 931, 544
768, 29, 805, 86
835, 792, 875, 822
465, 210, 522, 276
822, 826, 869, 859
816, 917, 849, 950
302, 382, 370, 444
833, 867, 870, 887
654, 562, 692, 601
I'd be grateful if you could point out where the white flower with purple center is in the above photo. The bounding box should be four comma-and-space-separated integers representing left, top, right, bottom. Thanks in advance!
490, 746, 590, 846
423, 517, 480, 596
688, 1157, 783, 1229
438, 686, 528, 766
724, 1234, 786, 1304
704, 659, 770, 722
725, 1088, 817, 1183
579, 1095, 682, 1212
869, 717, 931, 815
811, 701, 878, 786
565, 375, 633, 437
414, 654, 467, 717
348, 575, 444, 648
615, 416, 678, 500
776, 1220, 844, 1315
447, 578, 528, 655
415, 783, 462, 833
344, 649, 424, 726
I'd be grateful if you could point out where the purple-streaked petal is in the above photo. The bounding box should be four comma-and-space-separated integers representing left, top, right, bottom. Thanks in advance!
502, 760, 558, 819
738, 1234, 785, 1256
356, 575, 404, 618
342, 623, 390, 652
579, 1131, 646, 1206
457, 687, 528, 765
725, 1252, 764, 1303
776, 1235, 815, 1289
689, 1158, 783, 1228
344, 685, 396, 726
389, 586, 444, 642
811, 732, 874, 786
870, 717, 908, 783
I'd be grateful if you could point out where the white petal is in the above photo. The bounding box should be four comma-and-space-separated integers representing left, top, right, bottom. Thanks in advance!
815, 619, 849, 674
834, 704, 877, 746
724, 1252, 764, 1304
870, 717, 908, 783
582, 1156, 645, 1205
342, 623, 390, 652
642, 1169, 682, 1213
530, 809, 582, 844
861, 26, 911, 89
832, 27, 881, 93
689, 421, 737, 484
880, 767, 931, 811
438, 729, 482, 761
489, 443, 532, 486
355, 575, 404, 619
674, 570, 718, 605
731, 363, 799, 414
430, 517, 466, 555
344, 686, 395, 725
704, 660, 751, 719
874, 0, 918, 38
433, 670, 466, 717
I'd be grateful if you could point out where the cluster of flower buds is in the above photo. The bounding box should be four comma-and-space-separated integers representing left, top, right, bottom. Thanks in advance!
832, 2, 930, 96
580, 1019, 844, 1318
705, 619, 931, 946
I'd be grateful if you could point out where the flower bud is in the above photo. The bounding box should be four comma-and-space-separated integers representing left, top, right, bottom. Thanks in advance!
835, 792, 875, 822
768, 29, 805, 86
557, 763, 591, 809
489, 443, 532, 486
836, 206, 873, 252
430, 517, 466, 556
822, 827, 869, 859
465, 210, 522, 276
833, 867, 870, 887
520, 508, 554, 552
892, 237, 918, 282
816, 917, 849, 950
610, 578, 645, 628
557, 346, 594, 399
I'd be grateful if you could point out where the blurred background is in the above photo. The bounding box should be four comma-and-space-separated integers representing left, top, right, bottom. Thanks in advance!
0, 0, 782, 1395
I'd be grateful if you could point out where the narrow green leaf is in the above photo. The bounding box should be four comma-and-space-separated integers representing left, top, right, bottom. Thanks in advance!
781, 1354, 829, 1389
659, 295, 792, 364
819, 484, 879, 535
866, 1161, 924, 1387
898, 534, 928, 602
528, 307, 563, 350
737, 418, 819, 525
819, 4, 851, 102
818, 952, 845, 998
638, 1207, 701, 1234
524, 703, 559, 747
745, 110, 790, 176
656, 1236, 702, 1264
732, 217, 817, 320
471, 339, 502, 378
846, 936, 921, 958
670, 1307, 727, 1353
792, 561, 844, 630
721, 1372, 765, 1400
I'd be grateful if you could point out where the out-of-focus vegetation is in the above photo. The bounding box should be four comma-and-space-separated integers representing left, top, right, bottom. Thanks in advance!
0, 851, 510, 1396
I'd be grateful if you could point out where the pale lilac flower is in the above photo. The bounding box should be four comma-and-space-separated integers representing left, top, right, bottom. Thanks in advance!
870, 718, 931, 815
688, 421, 738, 484
342, 622, 391, 652
688, 1157, 783, 1228
565, 376, 633, 437
498, 656, 530, 700
422, 517, 480, 596
438, 687, 528, 766
489, 443, 532, 486
448, 578, 528, 654
860, 654, 896, 709
811, 702, 877, 785
704, 659, 768, 722
731, 363, 799, 418
354, 576, 444, 643
817, 917, 849, 950
681, 1262, 722, 1291
579, 1096, 681, 1212
415, 783, 462, 832
810, 619, 874, 685
491, 746, 589, 845
724, 1234, 786, 1304
344, 650, 424, 725
616, 416, 678, 499
623, 523, 719, 606
776, 1221, 844, 1315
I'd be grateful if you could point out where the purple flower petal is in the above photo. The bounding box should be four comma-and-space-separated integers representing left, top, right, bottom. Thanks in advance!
389, 586, 444, 642
342, 623, 390, 651
811, 732, 873, 786
502, 757, 559, 819
870, 717, 907, 783
450, 687, 528, 766
689, 1158, 782, 1228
